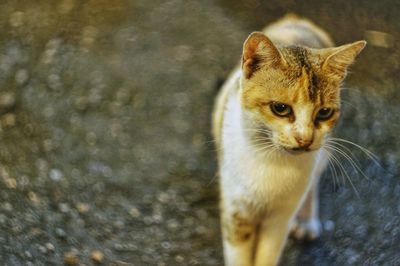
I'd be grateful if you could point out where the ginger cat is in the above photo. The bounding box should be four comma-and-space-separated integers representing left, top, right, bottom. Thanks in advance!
212, 15, 366, 266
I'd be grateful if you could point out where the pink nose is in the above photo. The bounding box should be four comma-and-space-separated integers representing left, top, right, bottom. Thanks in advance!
295, 137, 313, 149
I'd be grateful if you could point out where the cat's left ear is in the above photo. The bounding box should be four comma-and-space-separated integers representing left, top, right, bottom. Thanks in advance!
242, 32, 286, 79
322, 40, 366, 79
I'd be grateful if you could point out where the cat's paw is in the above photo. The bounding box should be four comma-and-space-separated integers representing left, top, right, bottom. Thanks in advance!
290, 218, 322, 241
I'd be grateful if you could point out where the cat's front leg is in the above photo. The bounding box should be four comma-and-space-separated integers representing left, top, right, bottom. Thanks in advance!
221, 206, 256, 266
291, 150, 328, 241
254, 212, 292, 266
291, 181, 322, 241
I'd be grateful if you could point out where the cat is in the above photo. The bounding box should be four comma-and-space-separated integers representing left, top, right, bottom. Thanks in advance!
212, 14, 366, 266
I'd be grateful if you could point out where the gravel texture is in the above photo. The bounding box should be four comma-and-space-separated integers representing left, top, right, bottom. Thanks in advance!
0, 0, 399, 265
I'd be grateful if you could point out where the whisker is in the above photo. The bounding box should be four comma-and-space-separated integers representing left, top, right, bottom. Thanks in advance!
263, 145, 278, 158
340, 87, 363, 94
324, 143, 373, 183
324, 146, 360, 198
252, 143, 277, 155
326, 148, 346, 186
325, 141, 378, 185
329, 137, 381, 166
340, 100, 357, 110
207, 171, 219, 187
324, 148, 341, 188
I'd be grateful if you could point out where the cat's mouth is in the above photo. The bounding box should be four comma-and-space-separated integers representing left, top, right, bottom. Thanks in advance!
282, 146, 313, 155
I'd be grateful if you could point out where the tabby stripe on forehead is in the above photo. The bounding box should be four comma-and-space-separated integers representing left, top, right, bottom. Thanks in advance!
292, 46, 318, 101
308, 71, 318, 101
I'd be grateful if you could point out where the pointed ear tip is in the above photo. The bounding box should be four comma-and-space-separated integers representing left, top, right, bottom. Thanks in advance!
246, 31, 267, 41
249, 31, 265, 36
354, 40, 367, 50
244, 32, 273, 49
357, 40, 367, 46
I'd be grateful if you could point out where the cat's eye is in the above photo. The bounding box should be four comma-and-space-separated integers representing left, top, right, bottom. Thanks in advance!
270, 102, 292, 117
316, 107, 334, 121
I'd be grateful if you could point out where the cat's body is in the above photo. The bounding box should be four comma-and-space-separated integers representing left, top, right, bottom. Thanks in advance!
212, 15, 365, 266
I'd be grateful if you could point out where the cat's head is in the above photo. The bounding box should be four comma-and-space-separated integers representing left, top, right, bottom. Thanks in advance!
240, 32, 365, 153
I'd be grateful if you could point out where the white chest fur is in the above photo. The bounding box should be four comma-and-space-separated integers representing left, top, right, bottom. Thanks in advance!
220, 93, 317, 214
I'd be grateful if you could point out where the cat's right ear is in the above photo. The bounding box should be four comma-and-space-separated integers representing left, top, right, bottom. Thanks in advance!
242, 32, 285, 79
321, 40, 366, 80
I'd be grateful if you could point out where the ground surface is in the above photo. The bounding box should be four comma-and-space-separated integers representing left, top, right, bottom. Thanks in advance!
0, 0, 399, 265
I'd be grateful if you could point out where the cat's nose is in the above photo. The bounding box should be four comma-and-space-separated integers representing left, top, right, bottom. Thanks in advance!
294, 136, 313, 149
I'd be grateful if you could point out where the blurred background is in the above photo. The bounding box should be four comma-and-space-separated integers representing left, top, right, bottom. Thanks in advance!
0, 0, 399, 265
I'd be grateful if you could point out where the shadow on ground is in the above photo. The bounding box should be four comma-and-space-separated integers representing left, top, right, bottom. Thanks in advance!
0, 0, 399, 265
